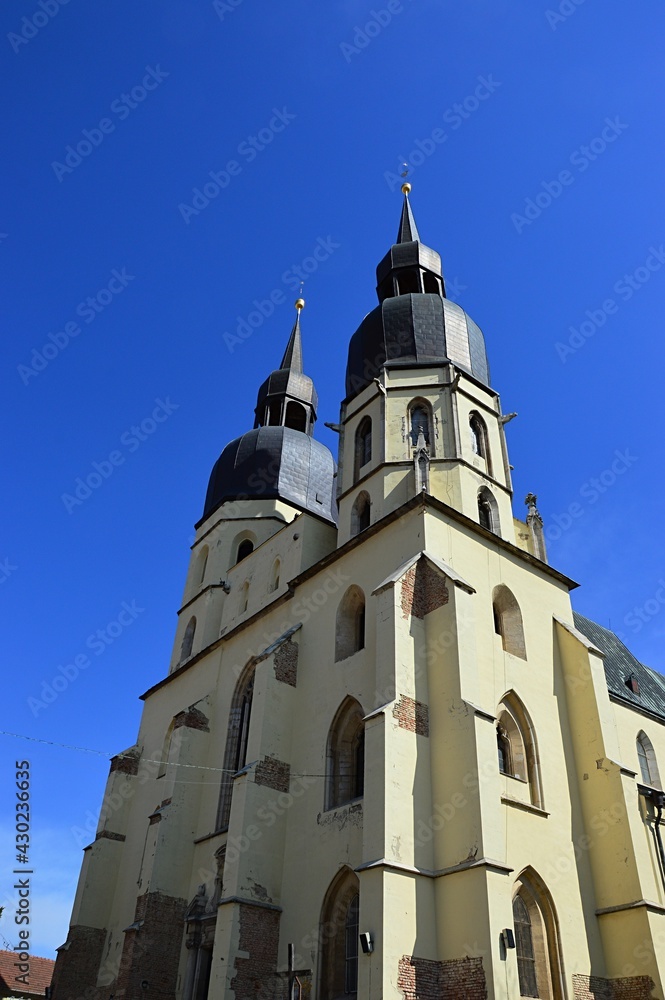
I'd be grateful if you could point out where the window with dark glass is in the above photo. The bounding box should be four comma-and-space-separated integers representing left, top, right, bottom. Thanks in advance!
344, 895, 359, 995
513, 895, 539, 997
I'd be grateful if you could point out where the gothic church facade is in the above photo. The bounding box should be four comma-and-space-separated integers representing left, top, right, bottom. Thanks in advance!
52, 190, 665, 1000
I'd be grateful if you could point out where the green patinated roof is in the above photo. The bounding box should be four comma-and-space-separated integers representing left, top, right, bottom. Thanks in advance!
573, 611, 665, 722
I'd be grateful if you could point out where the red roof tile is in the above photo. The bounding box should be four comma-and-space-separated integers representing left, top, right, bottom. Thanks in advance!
0, 950, 54, 999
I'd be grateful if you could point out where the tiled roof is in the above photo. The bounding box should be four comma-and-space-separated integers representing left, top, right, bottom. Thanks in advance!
573, 612, 665, 722
0, 950, 54, 999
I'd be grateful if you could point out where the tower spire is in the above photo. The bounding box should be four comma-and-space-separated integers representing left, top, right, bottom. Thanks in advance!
279, 296, 305, 373
396, 180, 420, 244
254, 296, 317, 434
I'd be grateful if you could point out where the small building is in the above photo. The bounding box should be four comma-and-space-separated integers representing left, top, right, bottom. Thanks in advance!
0, 951, 53, 1000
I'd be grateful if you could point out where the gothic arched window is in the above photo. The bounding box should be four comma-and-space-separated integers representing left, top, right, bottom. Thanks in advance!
512, 871, 565, 1000
409, 400, 432, 447
351, 491, 371, 536
492, 585, 527, 659
497, 693, 543, 809
216, 668, 254, 831
318, 868, 360, 999
236, 539, 254, 563
180, 617, 196, 662
478, 487, 500, 534
335, 586, 366, 661
196, 545, 208, 587
637, 731, 661, 788
326, 698, 365, 810
269, 558, 281, 593
354, 417, 372, 481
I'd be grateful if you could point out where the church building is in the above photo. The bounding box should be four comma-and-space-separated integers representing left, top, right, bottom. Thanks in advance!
51, 187, 665, 1000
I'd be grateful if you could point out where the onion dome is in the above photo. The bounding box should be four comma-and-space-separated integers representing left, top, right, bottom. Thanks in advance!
345, 188, 491, 400
202, 300, 337, 524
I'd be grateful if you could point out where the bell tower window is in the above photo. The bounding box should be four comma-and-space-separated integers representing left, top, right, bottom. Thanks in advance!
285, 401, 307, 432
397, 269, 420, 295
423, 272, 440, 294
354, 418, 372, 481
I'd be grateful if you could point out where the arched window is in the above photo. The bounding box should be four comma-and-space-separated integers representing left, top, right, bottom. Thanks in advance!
469, 411, 491, 473
478, 487, 500, 534
492, 585, 527, 659
512, 870, 565, 1000
637, 731, 661, 788
423, 272, 440, 295
157, 720, 176, 779
285, 401, 307, 433
196, 545, 208, 587
497, 693, 543, 808
318, 868, 360, 999
397, 269, 420, 295
216, 667, 255, 831
326, 698, 365, 810
354, 417, 372, 481
236, 539, 254, 563
335, 586, 366, 661
267, 400, 281, 426
180, 617, 196, 662
409, 400, 432, 448
350, 491, 371, 536
269, 558, 281, 593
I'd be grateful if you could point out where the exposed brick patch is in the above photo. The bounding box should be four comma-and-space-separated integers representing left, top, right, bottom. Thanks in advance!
50, 925, 106, 1000
232, 903, 280, 1000
109, 748, 140, 775
398, 955, 487, 1000
115, 891, 187, 1000
401, 559, 449, 620
274, 638, 298, 687
573, 973, 655, 999
255, 756, 291, 793
95, 830, 126, 842
173, 706, 210, 732
393, 695, 430, 737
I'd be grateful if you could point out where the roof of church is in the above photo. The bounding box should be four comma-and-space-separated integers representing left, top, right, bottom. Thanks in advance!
0, 951, 53, 999
202, 426, 337, 525
573, 612, 665, 721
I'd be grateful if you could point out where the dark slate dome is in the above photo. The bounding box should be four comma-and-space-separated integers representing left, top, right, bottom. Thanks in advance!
203, 426, 337, 524
345, 293, 491, 400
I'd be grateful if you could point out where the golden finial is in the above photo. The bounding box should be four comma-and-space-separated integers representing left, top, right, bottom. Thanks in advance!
400, 162, 411, 195
295, 297, 305, 311
401, 182, 412, 194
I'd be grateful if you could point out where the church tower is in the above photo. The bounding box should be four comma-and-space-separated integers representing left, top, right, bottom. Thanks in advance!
51, 190, 665, 1000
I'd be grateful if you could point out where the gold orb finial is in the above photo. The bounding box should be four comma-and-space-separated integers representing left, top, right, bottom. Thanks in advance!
401, 181, 412, 195
295, 297, 305, 311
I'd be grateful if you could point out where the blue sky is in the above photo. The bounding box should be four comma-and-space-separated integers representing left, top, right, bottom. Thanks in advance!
2, 0, 664, 958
